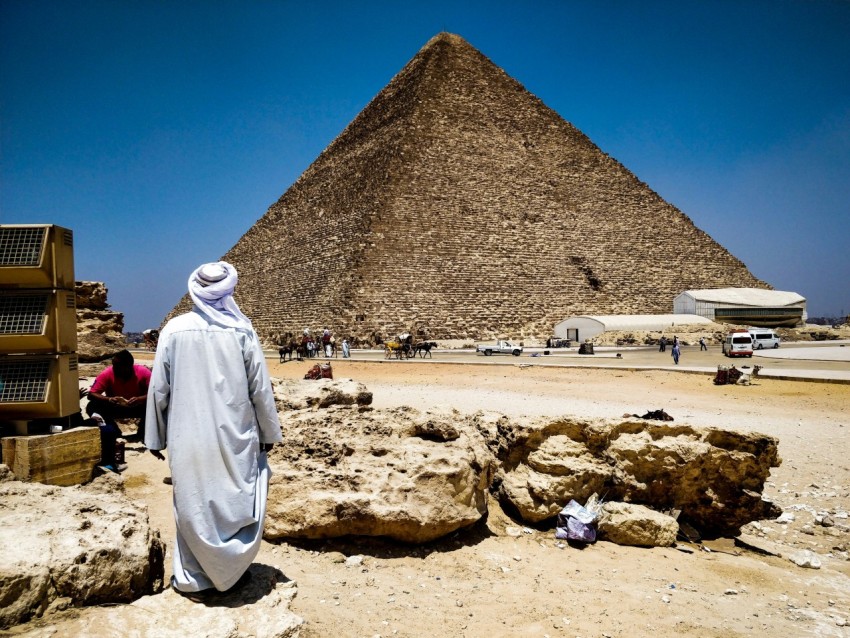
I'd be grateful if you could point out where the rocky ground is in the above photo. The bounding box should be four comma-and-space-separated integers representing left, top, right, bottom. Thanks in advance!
6, 357, 849, 637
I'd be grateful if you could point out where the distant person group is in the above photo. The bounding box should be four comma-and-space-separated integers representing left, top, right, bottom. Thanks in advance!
278, 328, 351, 362
658, 335, 681, 364
659, 335, 707, 364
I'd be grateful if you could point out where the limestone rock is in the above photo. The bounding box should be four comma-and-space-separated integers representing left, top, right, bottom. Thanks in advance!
0, 476, 165, 629
597, 501, 679, 547
75, 281, 109, 311
491, 417, 780, 536
265, 406, 496, 543
75, 281, 126, 363
271, 377, 373, 411
7, 565, 303, 637
789, 549, 822, 569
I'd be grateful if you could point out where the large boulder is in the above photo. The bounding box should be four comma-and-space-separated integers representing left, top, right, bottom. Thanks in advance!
6, 564, 303, 638
487, 417, 781, 537
271, 377, 372, 411
75, 281, 109, 311
265, 406, 496, 543
0, 472, 165, 629
597, 501, 679, 547
75, 281, 126, 362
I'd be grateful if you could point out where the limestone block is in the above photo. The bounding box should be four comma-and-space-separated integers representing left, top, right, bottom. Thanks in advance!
74, 281, 109, 311
271, 377, 372, 411
265, 406, 496, 543
0, 476, 165, 629
491, 417, 780, 537
1, 427, 100, 486
3, 566, 302, 637
597, 501, 679, 547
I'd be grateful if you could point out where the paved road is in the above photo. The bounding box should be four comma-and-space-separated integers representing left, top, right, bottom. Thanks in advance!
281, 340, 850, 383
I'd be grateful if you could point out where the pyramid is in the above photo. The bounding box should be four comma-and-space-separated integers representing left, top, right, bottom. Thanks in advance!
169, 32, 768, 344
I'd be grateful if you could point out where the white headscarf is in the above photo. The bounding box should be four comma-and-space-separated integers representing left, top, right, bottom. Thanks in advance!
188, 261, 252, 329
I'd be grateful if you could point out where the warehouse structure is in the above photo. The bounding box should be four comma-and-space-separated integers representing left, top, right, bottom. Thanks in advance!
553, 314, 713, 343
673, 288, 806, 327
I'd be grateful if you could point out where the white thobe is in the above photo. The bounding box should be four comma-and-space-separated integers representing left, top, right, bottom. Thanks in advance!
144, 310, 282, 593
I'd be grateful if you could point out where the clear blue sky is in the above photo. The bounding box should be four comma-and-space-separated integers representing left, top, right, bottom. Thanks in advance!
2, 1, 848, 331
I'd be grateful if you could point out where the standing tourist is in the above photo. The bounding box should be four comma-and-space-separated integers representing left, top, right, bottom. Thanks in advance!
322, 328, 333, 357
699, 337, 707, 351
145, 261, 282, 601
671, 342, 681, 365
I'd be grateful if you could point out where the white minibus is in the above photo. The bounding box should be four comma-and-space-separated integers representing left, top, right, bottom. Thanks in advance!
722, 330, 753, 357
748, 328, 781, 350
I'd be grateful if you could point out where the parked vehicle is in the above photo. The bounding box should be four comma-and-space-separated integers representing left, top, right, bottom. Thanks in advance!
748, 328, 781, 349
476, 340, 522, 356
722, 329, 753, 357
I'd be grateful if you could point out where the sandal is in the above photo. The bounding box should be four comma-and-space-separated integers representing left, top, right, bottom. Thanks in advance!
173, 587, 210, 603
170, 577, 213, 603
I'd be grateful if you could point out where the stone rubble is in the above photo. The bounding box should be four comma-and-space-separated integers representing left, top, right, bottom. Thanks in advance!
4, 375, 838, 635
265, 380, 781, 542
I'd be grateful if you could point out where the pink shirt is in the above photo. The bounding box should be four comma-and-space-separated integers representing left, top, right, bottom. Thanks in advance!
91, 364, 151, 399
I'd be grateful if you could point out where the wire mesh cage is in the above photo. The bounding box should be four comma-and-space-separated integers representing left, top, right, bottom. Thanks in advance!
0, 289, 77, 354
0, 225, 75, 289
0, 354, 80, 419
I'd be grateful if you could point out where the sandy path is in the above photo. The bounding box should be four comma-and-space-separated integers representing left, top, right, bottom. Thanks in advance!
118, 359, 850, 637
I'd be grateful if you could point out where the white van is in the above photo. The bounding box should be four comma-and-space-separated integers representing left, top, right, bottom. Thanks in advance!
722, 330, 753, 357
748, 328, 781, 350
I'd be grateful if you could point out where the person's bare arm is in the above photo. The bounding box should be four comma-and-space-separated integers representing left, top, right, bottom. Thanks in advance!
88, 390, 124, 405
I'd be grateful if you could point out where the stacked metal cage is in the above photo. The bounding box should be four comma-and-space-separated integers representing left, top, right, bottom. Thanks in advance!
0, 225, 79, 420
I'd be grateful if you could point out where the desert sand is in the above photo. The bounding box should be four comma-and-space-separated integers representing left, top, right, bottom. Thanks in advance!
108, 355, 850, 638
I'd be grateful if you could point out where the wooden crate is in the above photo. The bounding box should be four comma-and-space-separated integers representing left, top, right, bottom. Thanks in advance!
1, 426, 100, 486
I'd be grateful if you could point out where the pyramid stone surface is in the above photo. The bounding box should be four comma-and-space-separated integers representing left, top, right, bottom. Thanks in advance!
170, 32, 768, 343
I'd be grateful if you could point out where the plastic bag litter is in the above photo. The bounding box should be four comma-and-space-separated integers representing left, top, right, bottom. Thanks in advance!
555, 498, 599, 543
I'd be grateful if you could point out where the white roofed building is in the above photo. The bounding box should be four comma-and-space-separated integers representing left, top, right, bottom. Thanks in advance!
674, 288, 806, 327
553, 314, 713, 342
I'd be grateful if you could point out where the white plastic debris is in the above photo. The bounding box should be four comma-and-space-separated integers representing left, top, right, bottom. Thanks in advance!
789, 549, 822, 569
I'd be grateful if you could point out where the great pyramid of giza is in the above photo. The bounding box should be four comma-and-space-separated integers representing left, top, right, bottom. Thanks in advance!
169, 32, 769, 344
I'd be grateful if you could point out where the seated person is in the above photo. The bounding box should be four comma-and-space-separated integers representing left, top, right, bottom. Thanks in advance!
86, 349, 151, 440
88, 412, 124, 471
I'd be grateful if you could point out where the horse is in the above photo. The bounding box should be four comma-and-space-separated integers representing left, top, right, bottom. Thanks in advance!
414, 341, 438, 358
278, 342, 297, 363
384, 341, 401, 359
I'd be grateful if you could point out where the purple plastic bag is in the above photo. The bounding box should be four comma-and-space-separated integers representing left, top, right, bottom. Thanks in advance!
555, 499, 598, 543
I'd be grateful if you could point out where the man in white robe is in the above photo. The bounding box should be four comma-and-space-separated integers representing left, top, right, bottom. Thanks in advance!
145, 261, 282, 599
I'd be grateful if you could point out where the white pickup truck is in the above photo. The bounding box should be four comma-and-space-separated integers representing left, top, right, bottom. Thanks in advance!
476, 340, 523, 356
